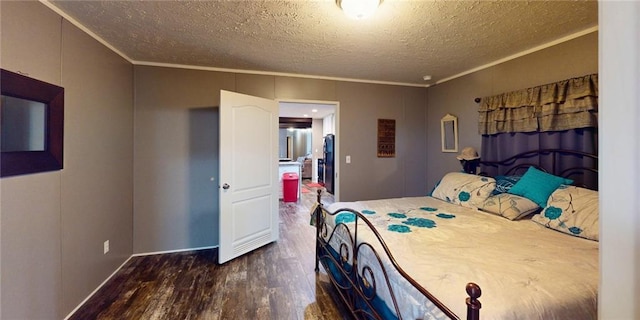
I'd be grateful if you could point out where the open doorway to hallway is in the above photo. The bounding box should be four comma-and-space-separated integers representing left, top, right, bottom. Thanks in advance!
278, 100, 339, 199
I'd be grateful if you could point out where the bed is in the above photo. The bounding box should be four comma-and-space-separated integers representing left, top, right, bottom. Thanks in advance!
311, 149, 598, 320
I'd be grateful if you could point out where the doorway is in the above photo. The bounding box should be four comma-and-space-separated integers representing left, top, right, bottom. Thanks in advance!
278, 100, 339, 200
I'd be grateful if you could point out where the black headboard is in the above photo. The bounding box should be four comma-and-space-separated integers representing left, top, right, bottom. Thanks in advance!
479, 149, 598, 190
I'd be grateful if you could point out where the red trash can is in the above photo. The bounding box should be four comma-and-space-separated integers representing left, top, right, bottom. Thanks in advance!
282, 172, 299, 202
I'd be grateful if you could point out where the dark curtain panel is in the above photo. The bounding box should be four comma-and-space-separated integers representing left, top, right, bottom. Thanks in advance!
480, 128, 597, 187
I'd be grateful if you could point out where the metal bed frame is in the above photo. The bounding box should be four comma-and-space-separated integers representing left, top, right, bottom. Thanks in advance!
312, 149, 597, 319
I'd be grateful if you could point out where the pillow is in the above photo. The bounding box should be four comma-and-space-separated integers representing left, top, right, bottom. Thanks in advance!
479, 193, 540, 220
431, 172, 496, 208
492, 175, 521, 195
531, 186, 599, 241
507, 167, 573, 208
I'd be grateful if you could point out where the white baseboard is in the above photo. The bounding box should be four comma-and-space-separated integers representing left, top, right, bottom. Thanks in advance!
63, 245, 218, 319
132, 245, 218, 257
62, 256, 133, 320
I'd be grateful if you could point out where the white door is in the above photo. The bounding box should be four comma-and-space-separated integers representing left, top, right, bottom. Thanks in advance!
218, 90, 279, 264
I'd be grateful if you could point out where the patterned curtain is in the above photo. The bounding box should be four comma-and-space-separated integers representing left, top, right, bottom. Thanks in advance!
478, 74, 598, 135
479, 74, 598, 187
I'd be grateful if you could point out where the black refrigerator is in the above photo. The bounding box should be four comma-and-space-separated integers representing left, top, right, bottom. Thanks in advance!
323, 134, 335, 194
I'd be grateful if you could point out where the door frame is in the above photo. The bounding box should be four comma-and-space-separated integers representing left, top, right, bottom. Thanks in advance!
277, 99, 340, 201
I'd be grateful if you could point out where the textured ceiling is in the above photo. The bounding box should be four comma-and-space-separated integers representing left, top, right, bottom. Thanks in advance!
49, 0, 598, 86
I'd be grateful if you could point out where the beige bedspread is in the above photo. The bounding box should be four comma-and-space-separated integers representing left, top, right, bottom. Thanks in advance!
322, 196, 598, 320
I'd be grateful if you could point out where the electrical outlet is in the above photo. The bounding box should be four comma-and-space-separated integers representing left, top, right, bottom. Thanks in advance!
103, 240, 110, 254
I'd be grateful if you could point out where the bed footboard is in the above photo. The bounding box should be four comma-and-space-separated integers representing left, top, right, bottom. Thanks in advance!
313, 190, 481, 320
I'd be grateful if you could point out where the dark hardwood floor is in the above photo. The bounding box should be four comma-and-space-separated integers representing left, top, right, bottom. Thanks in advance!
69, 181, 348, 320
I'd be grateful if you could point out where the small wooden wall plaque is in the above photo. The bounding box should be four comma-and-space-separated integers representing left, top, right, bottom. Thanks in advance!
377, 119, 396, 158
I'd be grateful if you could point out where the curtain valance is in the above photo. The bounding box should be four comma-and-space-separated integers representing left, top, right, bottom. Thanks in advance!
478, 74, 598, 135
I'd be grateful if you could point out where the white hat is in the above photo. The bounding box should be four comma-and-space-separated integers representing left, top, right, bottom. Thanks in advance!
456, 147, 480, 161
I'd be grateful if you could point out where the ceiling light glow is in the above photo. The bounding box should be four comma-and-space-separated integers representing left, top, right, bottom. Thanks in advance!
337, 0, 381, 20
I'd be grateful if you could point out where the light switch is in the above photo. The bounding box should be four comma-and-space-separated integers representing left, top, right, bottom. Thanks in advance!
346, 155, 351, 163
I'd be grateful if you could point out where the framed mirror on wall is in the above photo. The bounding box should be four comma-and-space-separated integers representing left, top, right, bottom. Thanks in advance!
279, 117, 312, 161
441, 113, 458, 153
1, 69, 64, 177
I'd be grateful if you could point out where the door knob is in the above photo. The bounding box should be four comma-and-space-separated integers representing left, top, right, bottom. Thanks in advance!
222, 183, 230, 190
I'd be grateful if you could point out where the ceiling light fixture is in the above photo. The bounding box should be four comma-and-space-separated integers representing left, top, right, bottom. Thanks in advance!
337, 0, 382, 20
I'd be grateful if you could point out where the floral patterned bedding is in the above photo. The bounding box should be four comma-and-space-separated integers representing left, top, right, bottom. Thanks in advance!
320, 196, 598, 320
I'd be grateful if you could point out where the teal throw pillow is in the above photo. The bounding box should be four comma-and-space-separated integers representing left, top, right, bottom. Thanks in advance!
507, 167, 573, 207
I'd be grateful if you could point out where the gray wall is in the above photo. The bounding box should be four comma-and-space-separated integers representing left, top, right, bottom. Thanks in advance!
337, 83, 428, 200
292, 129, 311, 160
312, 118, 324, 182
133, 68, 429, 253
279, 128, 288, 158
1, 1, 134, 318
133, 66, 232, 253
425, 32, 598, 189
